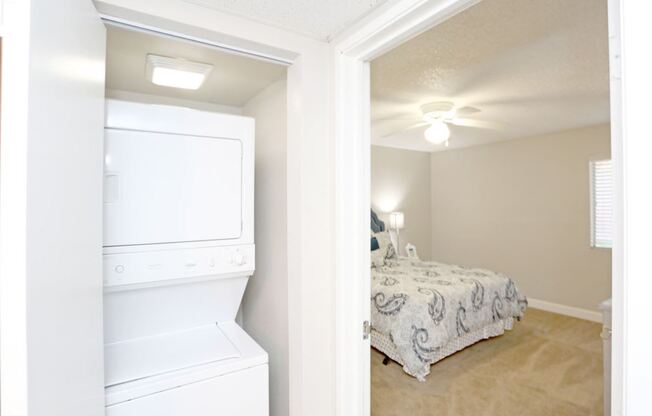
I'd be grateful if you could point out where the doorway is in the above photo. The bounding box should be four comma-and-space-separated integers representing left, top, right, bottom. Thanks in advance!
333, 0, 624, 414
102, 22, 290, 415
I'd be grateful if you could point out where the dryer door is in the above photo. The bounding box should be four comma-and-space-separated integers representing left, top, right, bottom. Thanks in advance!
104, 129, 242, 247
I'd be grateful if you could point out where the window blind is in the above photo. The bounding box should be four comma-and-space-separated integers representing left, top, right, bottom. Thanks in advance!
590, 159, 613, 248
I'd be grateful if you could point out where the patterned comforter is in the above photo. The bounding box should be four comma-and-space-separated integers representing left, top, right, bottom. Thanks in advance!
371, 257, 527, 380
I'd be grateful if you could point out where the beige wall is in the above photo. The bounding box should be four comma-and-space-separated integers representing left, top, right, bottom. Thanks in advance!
371, 145, 432, 259
430, 124, 612, 312
242, 79, 289, 416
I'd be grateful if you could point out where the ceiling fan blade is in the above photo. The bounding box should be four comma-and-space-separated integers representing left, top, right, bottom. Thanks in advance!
449, 118, 501, 130
372, 117, 423, 136
373, 115, 421, 122
455, 106, 481, 116
380, 121, 429, 138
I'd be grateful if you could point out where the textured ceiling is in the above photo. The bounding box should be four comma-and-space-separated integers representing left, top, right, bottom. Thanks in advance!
371, 0, 610, 152
106, 26, 286, 107
184, 0, 388, 41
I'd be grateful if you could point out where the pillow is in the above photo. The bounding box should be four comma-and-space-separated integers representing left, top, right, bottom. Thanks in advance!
370, 231, 396, 268
371, 236, 380, 251
371, 247, 386, 268
375, 231, 396, 259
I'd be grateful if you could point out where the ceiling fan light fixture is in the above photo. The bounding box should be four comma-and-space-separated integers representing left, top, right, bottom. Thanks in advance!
421, 101, 456, 123
424, 121, 450, 144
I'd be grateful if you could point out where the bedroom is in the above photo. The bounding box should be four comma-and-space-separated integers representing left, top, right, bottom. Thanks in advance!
368, 0, 612, 414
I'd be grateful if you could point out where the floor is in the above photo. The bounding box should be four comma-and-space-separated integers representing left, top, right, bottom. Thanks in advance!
371, 308, 604, 416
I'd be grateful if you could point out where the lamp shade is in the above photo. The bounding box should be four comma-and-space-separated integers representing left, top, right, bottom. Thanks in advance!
389, 212, 404, 230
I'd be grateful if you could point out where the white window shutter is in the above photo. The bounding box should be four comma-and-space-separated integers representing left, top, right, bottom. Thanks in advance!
590, 159, 614, 248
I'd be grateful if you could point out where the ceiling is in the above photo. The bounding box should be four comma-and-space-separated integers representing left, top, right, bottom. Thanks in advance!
371, 0, 610, 152
106, 26, 286, 107
184, 0, 388, 41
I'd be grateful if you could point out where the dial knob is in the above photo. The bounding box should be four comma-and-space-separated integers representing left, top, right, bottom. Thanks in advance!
233, 253, 245, 266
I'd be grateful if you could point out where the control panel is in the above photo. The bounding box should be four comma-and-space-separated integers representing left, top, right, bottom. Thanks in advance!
103, 244, 255, 288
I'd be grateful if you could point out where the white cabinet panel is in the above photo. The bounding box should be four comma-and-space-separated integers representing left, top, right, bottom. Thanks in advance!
104, 129, 242, 246
106, 364, 268, 416
104, 325, 241, 387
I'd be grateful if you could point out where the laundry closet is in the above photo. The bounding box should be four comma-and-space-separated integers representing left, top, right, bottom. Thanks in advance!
100, 24, 288, 415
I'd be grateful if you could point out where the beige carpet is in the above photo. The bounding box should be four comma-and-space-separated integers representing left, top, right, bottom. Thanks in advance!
371, 308, 604, 416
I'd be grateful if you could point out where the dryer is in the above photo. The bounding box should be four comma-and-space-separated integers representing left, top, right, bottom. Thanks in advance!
102, 100, 267, 416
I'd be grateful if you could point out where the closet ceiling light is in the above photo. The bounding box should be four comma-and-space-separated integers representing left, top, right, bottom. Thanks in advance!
146, 54, 213, 90
424, 120, 450, 145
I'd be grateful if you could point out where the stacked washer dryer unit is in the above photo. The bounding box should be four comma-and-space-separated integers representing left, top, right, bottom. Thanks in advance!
102, 100, 268, 415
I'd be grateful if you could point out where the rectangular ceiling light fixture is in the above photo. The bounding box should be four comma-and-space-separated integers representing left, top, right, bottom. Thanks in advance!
146, 54, 213, 90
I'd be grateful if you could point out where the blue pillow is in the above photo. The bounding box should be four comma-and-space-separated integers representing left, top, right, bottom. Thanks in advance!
371, 236, 380, 251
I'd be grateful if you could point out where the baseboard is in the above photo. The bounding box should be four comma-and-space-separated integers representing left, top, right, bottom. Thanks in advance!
527, 298, 602, 323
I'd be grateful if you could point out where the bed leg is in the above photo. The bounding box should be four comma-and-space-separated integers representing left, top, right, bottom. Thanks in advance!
382, 355, 390, 366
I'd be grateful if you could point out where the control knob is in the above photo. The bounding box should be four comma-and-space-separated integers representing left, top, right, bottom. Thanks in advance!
232, 252, 246, 266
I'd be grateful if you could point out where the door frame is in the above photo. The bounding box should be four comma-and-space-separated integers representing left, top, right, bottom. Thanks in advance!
94, 6, 331, 416
332, 0, 626, 414
93, 2, 343, 414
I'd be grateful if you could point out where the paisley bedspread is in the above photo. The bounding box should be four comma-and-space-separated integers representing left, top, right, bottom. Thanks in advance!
371, 257, 527, 380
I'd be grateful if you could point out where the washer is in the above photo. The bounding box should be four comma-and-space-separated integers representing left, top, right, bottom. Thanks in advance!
102, 100, 266, 415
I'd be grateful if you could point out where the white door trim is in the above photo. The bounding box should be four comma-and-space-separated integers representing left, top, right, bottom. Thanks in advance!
332, 0, 626, 415
99, 15, 294, 66
93, 11, 309, 416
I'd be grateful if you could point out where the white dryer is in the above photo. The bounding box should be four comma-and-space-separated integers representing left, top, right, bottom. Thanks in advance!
102, 100, 267, 415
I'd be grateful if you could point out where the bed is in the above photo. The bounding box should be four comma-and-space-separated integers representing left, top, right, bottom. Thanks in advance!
370, 210, 528, 381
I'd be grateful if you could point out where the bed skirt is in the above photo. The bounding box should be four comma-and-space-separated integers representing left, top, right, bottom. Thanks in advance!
371, 317, 515, 379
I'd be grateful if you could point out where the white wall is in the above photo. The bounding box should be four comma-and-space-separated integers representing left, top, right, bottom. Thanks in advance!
370, 145, 432, 258
1, 0, 106, 414
429, 124, 612, 313
242, 79, 289, 416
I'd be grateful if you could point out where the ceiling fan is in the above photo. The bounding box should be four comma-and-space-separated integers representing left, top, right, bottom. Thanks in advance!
378, 101, 495, 146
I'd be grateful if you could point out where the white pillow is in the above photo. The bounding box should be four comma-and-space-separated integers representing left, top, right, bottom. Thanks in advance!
371, 248, 386, 268
376, 231, 396, 259
371, 231, 396, 268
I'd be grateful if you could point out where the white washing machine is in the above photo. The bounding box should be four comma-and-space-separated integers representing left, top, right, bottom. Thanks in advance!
102, 100, 267, 415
